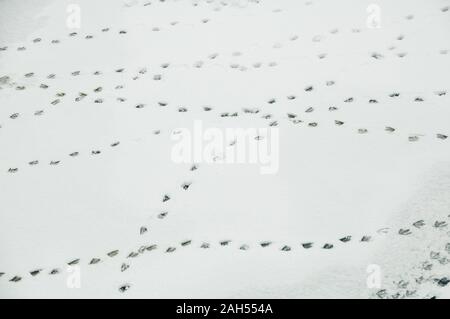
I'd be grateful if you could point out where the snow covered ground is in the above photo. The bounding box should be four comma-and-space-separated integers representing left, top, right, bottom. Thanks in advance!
0, 0, 449, 299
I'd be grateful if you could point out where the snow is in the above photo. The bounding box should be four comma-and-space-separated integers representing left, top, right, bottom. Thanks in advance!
0, 0, 449, 298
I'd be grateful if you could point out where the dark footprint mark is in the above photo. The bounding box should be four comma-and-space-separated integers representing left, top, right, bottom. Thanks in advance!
339, 236, 352, 243
30, 269, 42, 277
127, 251, 139, 258
181, 182, 191, 190
166, 247, 176, 253
287, 113, 297, 119
10, 113, 19, 119
243, 108, 259, 114
89, 258, 101, 265
302, 242, 313, 249
240, 244, 249, 251
146, 245, 157, 252
10, 276, 22, 282
397, 52, 407, 58
158, 211, 168, 219
437, 134, 448, 140
75, 93, 87, 102
281, 245, 291, 252
409, 136, 419, 142
433, 221, 448, 229
162, 194, 171, 202
135, 103, 145, 109
111, 141, 120, 147
119, 284, 131, 293
107, 250, 119, 257
201, 243, 210, 249
68, 259, 80, 266
371, 52, 384, 59
335, 120, 344, 126
305, 107, 314, 113
414, 97, 424, 102
29, 160, 39, 166
308, 122, 318, 127
358, 128, 368, 134
436, 278, 449, 287
398, 229, 412, 235
8, 168, 18, 173
181, 240, 192, 246
385, 126, 396, 133
435, 90, 447, 96
209, 53, 218, 59
260, 241, 272, 248
344, 97, 354, 103
389, 92, 400, 98
121, 263, 130, 272
322, 244, 334, 249
34, 110, 44, 116
304, 85, 314, 92
413, 220, 426, 228
329, 106, 338, 112
140, 226, 148, 235
50, 161, 61, 166
91, 150, 101, 155
369, 99, 378, 104
49, 269, 60, 275
361, 236, 371, 242
220, 240, 231, 246
430, 251, 440, 260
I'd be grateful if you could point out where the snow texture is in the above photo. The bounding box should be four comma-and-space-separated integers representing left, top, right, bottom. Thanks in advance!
0, 0, 449, 298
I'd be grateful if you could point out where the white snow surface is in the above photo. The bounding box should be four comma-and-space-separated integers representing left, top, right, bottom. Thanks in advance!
0, 0, 449, 298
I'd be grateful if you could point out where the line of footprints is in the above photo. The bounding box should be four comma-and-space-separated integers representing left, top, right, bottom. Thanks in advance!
1, 210, 448, 294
